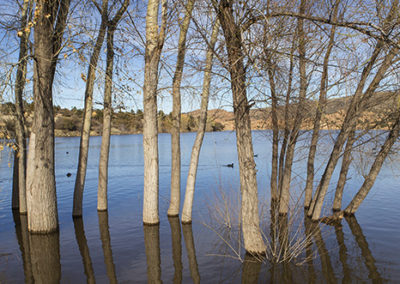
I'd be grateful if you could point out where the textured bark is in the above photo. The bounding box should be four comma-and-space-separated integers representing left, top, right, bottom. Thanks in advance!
97, 0, 129, 211
168, 0, 196, 217
143, 0, 167, 224
345, 216, 383, 282
13, 212, 33, 284
181, 19, 219, 224
144, 224, 162, 283
332, 129, 355, 211
73, 0, 108, 217
279, 0, 307, 215
308, 1, 399, 220
73, 218, 95, 284
13, 0, 32, 214
344, 115, 400, 215
25, 132, 35, 200
304, 0, 339, 209
29, 232, 61, 283
216, 0, 266, 254
98, 211, 118, 284
27, 0, 70, 233
182, 224, 200, 284
168, 217, 182, 284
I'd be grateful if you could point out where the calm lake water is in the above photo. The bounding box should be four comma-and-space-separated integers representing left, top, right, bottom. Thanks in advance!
0, 130, 399, 283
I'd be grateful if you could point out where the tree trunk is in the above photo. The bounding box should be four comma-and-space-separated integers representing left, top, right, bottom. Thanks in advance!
304, 0, 339, 209
216, 0, 266, 254
12, 152, 20, 210
97, 28, 115, 211
73, 0, 108, 217
344, 114, 400, 215
332, 129, 355, 211
13, 0, 32, 214
143, 0, 167, 225
181, 19, 219, 224
168, 0, 196, 217
25, 131, 35, 201
279, 0, 307, 215
98, 211, 118, 284
27, 0, 70, 233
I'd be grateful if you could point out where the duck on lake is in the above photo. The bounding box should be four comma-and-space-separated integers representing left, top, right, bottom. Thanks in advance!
224, 163, 234, 168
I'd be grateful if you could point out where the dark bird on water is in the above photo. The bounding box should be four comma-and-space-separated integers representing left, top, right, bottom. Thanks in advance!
225, 163, 234, 168
66, 151, 69, 154
254, 154, 258, 157
66, 173, 72, 177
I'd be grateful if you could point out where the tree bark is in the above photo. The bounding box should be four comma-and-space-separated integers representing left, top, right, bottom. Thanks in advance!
13, 0, 32, 214
304, 0, 339, 209
216, 0, 266, 254
168, 0, 196, 217
143, 0, 167, 224
27, 0, 70, 233
12, 152, 20, 210
332, 129, 355, 211
73, 0, 109, 217
181, 19, 220, 224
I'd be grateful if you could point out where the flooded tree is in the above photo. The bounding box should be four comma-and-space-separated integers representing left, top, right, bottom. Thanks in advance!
142, 0, 167, 225
26, 0, 70, 233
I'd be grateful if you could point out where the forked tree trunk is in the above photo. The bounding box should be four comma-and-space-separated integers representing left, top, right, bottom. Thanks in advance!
279, 0, 307, 215
308, 1, 399, 220
97, 0, 129, 211
13, 0, 32, 214
143, 0, 167, 225
168, 0, 196, 217
216, 0, 266, 254
332, 129, 355, 211
344, 114, 400, 215
73, 0, 109, 217
27, 0, 70, 233
181, 19, 219, 224
304, 0, 339, 209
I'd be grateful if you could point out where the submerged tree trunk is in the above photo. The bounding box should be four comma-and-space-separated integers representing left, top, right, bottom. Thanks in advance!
279, 0, 307, 215
168, 0, 196, 217
304, 0, 339, 209
216, 0, 266, 254
332, 129, 355, 211
344, 114, 400, 215
13, 0, 32, 214
143, 0, 167, 225
97, 0, 129, 212
27, 0, 70, 233
73, 0, 109, 217
181, 19, 219, 224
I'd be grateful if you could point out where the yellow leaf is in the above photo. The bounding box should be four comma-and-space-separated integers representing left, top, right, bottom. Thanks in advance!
64, 53, 68, 59
81, 73, 87, 82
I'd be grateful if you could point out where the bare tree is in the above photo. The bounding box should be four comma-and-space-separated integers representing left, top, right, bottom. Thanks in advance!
26, 0, 71, 233
181, 18, 220, 224
142, 0, 167, 224
168, 0, 196, 217
73, 0, 109, 217
97, 0, 129, 212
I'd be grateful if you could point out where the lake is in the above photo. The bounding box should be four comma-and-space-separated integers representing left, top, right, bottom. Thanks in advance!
0, 130, 399, 283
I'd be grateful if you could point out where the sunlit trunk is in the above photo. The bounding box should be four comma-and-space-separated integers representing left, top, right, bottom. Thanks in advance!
181, 19, 220, 224
168, 0, 196, 217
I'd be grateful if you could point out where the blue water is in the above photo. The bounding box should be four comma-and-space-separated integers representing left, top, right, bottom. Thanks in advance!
0, 130, 399, 283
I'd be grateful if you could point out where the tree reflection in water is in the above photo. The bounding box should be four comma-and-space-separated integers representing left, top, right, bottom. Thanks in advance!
168, 216, 182, 284
182, 223, 200, 284
98, 211, 118, 284
13, 211, 33, 284
73, 217, 95, 284
144, 224, 162, 283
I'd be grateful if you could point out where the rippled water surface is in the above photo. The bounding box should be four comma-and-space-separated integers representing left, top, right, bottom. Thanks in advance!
0, 131, 399, 283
